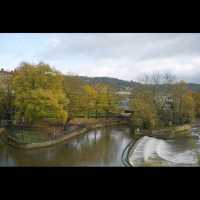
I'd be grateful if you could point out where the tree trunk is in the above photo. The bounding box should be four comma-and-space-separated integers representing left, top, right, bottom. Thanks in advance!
64, 117, 71, 130
95, 107, 98, 119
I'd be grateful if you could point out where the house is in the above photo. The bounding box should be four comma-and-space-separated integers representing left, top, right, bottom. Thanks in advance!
0, 68, 13, 90
0, 68, 12, 79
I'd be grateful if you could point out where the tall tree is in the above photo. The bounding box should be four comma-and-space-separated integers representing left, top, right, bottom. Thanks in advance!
130, 73, 195, 129
11, 62, 69, 126
0, 72, 15, 125
192, 92, 200, 118
130, 96, 158, 129
83, 83, 120, 118
63, 75, 86, 120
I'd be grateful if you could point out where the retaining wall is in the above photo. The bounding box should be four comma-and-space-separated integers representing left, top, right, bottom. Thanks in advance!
5, 120, 128, 149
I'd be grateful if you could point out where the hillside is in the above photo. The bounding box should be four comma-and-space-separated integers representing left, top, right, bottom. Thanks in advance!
79, 76, 140, 90
67, 75, 200, 92
188, 83, 200, 92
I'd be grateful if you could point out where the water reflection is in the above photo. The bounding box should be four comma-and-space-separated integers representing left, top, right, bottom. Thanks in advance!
3, 123, 200, 167
0, 126, 133, 166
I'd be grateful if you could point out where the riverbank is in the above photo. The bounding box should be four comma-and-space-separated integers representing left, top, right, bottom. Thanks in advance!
134, 124, 192, 140
2, 118, 129, 149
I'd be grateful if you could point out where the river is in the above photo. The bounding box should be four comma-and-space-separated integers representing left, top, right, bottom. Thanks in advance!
128, 123, 200, 167
0, 126, 133, 166
0, 124, 200, 167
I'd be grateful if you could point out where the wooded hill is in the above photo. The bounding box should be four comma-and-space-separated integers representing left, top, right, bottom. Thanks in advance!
78, 76, 200, 92
79, 76, 140, 90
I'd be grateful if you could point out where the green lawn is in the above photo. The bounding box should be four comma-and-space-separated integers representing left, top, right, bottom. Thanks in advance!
9, 129, 49, 143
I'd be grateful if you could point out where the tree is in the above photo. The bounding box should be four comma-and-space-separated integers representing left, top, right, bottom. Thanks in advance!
0, 87, 5, 121
97, 84, 120, 117
192, 92, 200, 118
14, 89, 68, 125
181, 91, 195, 123
171, 81, 195, 124
0, 72, 15, 125
11, 62, 69, 126
130, 73, 195, 129
83, 84, 98, 118
63, 75, 87, 120
83, 83, 120, 118
130, 96, 158, 129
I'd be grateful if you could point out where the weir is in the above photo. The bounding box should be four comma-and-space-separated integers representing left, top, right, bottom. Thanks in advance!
128, 136, 198, 167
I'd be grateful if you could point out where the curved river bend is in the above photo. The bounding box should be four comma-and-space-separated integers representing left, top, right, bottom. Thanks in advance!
0, 124, 200, 166
0, 126, 133, 166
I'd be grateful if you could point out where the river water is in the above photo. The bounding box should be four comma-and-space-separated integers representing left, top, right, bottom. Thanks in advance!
0, 124, 200, 167
0, 126, 133, 166
129, 123, 200, 167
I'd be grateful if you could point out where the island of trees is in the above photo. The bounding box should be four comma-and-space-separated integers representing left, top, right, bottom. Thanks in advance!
0, 62, 200, 143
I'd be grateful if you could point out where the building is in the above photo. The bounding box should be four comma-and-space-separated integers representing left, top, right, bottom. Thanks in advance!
0, 68, 13, 90
0, 68, 12, 80
116, 90, 132, 114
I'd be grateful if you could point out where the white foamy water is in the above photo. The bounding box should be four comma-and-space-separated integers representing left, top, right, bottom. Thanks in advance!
129, 136, 198, 166
143, 137, 160, 162
156, 140, 197, 165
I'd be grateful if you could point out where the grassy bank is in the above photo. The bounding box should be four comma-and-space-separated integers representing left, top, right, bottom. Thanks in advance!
4, 117, 129, 149
134, 124, 192, 140
69, 117, 127, 126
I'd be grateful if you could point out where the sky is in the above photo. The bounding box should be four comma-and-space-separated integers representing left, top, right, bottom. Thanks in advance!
1, 33, 200, 83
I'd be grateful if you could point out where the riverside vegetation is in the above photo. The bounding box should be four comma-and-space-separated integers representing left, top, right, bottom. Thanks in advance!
0, 62, 200, 144
0, 62, 121, 143
130, 73, 199, 131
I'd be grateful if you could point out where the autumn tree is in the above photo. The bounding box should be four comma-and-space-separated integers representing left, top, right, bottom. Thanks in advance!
95, 84, 120, 117
63, 75, 87, 120
83, 84, 98, 118
130, 96, 158, 129
83, 83, 120, 118
171, 81, 195, 124
103, 84, 120, 117
0, 87, 5, 121
11, 62, 69, 126
192, 92, 200, 118
130, 73, 195, 129
0, 72, 15, 125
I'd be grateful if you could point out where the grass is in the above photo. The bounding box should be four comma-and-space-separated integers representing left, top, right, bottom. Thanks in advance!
9, 129, 49, 143
7, 116, 121, 144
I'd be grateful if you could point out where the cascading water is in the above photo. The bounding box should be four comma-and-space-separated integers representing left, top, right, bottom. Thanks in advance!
128, 135, 199, 167
156, 140, 197, 165
143, 137, 160, 162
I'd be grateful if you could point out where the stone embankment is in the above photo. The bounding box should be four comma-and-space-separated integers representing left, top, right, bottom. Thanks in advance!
3, 120, 128, 149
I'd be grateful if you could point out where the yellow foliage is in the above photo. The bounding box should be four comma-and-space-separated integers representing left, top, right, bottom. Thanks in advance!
130, 97, 158, 129
11, 63, 69, 125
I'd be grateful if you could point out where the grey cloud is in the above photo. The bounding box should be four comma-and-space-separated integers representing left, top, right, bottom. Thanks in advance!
40, 33, 184, 60
34, 33, 200, 83
138, 34, 200, 61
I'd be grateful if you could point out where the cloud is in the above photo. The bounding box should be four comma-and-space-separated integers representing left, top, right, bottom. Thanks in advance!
139, 34, 200, 61
41, 33, 183, 61
2, 33, 200, 83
